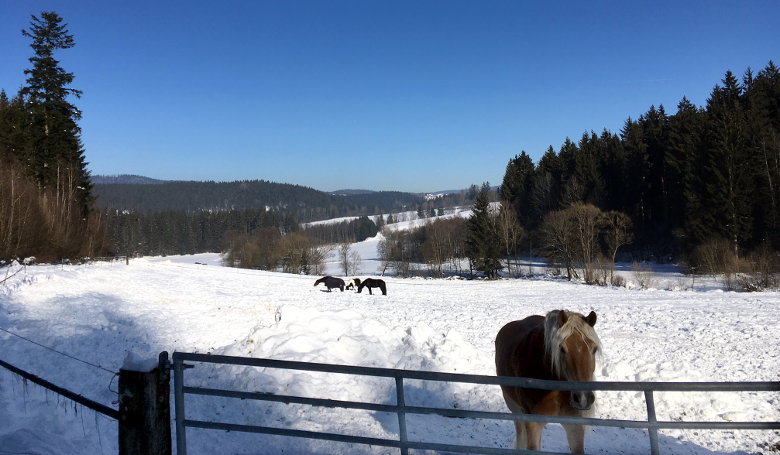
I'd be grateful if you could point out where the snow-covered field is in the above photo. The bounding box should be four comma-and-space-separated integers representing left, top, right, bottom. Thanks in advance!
1, 250, 779, 454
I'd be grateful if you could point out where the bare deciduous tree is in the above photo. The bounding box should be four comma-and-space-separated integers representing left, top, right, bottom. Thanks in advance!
348, 248, 362, 276
569, 203, 603, 283
338, 243, 351, 276
496, 201, 524, 277
539, 209, 577, 280
602, 210, 633, 284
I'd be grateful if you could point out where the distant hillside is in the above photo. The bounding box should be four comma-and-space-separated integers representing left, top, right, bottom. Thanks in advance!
91, 174, 170, 184
93, 179, 423, 222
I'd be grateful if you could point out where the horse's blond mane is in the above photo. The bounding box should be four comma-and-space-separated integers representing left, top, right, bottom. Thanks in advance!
543, 310, 602, 380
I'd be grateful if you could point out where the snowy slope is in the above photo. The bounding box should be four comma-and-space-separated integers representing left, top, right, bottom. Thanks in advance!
0, 256, 778, 455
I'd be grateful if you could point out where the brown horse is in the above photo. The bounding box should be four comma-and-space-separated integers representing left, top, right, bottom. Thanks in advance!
495, 310, 600, 454
313, 276, 345, 292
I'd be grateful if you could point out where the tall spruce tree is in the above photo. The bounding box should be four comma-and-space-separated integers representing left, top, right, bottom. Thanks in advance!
667, 97, 705, 251
499, 151, 535, 223
703, 71, 753, 254
466, 190, 501, 278
20, 11, 92, 213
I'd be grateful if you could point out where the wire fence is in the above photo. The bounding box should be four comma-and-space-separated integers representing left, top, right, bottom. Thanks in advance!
0, 357, 119, 420
0, 325, 120, 421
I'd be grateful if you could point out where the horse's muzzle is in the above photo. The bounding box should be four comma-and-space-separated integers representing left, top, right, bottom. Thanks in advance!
570, 391, 595, 411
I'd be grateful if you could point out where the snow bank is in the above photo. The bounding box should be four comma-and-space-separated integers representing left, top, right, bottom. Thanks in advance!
1, 258, 778, 454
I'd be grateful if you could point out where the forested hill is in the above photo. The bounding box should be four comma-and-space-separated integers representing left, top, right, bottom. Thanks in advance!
92, 174, 170, 184
93, 179, 423, 222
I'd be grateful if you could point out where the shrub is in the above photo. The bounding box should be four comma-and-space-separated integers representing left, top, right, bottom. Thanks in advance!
631, 262, 655, 290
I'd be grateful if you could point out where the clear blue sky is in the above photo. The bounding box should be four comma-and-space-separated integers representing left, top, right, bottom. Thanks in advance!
1, 1, 778, 193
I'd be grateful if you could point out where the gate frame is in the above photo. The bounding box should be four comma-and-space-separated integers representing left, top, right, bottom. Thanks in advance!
172, 352, 780, 455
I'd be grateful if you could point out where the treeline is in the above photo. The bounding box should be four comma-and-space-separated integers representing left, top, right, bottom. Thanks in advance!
303, 216, 379, 244
222, 216, 383, 275
93, 180, 423, 222
378, 216, 469, 277
0, 12, 107, 262
223, 230, 330, 275
105, 208, 298, 257
101, 183, 476, 259
500, 63, 780, 262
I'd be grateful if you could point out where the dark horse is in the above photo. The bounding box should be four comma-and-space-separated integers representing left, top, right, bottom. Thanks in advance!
345, 278, 361, 290
357, 278, 386, 295
495, 310, 600, 454
314, 276, 345, 292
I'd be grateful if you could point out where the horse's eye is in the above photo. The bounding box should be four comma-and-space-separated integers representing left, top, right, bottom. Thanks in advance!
560, 347, 566, 355
592, 347, 598, 355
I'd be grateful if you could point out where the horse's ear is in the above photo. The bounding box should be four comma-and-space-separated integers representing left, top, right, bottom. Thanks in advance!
586, 311, 597, 327
557, 310, 568, 327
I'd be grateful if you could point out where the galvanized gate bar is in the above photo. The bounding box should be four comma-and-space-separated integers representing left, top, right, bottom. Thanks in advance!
171, 352, 780, 455
172, 352, 780, 392
645, 391, 660, 455
183, 419, 574, 455
395, 377, 409, 455
181, 382, 780, 430
173, 357, 187, 455
184, 385, 399, 412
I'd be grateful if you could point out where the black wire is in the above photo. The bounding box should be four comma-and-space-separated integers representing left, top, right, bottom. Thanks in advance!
0, 326, 117, 375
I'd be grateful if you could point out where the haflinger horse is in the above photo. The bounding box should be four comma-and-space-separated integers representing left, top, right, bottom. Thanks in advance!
495, 310, 600, 454
357, 278, 386, 295
345, 278, 362, 290
313, 276, 345, 292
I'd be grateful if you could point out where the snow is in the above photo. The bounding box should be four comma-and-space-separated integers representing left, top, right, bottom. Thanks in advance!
1, 251, 779, 454
121, 351, 160, 373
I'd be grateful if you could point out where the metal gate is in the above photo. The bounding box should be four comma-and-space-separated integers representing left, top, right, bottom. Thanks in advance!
172, 352, 780, 455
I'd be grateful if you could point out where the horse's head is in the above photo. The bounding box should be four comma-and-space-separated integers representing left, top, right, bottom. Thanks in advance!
548, 310, 600, 411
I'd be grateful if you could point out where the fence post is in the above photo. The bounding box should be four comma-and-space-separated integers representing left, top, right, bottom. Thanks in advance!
118, 351, 172, 455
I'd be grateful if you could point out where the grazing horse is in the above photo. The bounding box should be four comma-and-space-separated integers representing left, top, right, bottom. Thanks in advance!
495, 310, 600, 454
314, 276, 345, 292
345, 278, 362, 290
357, 278, 386, 295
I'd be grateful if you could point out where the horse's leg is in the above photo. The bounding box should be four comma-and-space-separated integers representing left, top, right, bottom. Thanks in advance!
368, 287, 373, 295
501, 390, 528, 450
563, 424, 585, 454
513, 420, 527, 450
525, 422, 545, 451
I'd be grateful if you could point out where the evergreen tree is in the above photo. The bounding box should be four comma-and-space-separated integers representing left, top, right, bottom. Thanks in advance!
641, 105, 670, 243
597, 129, 627, 213
667, 97, 706, 250
20, 12, 92, 213
499, 151, 535, 223
703, 71, 753, 253
621, 117, 650, 248
575, 131, 604, 206
466, 190, 501, 278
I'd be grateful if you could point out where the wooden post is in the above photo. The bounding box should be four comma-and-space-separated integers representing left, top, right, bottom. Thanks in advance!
126, 256, 129, 266
118, 352, 172, 455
